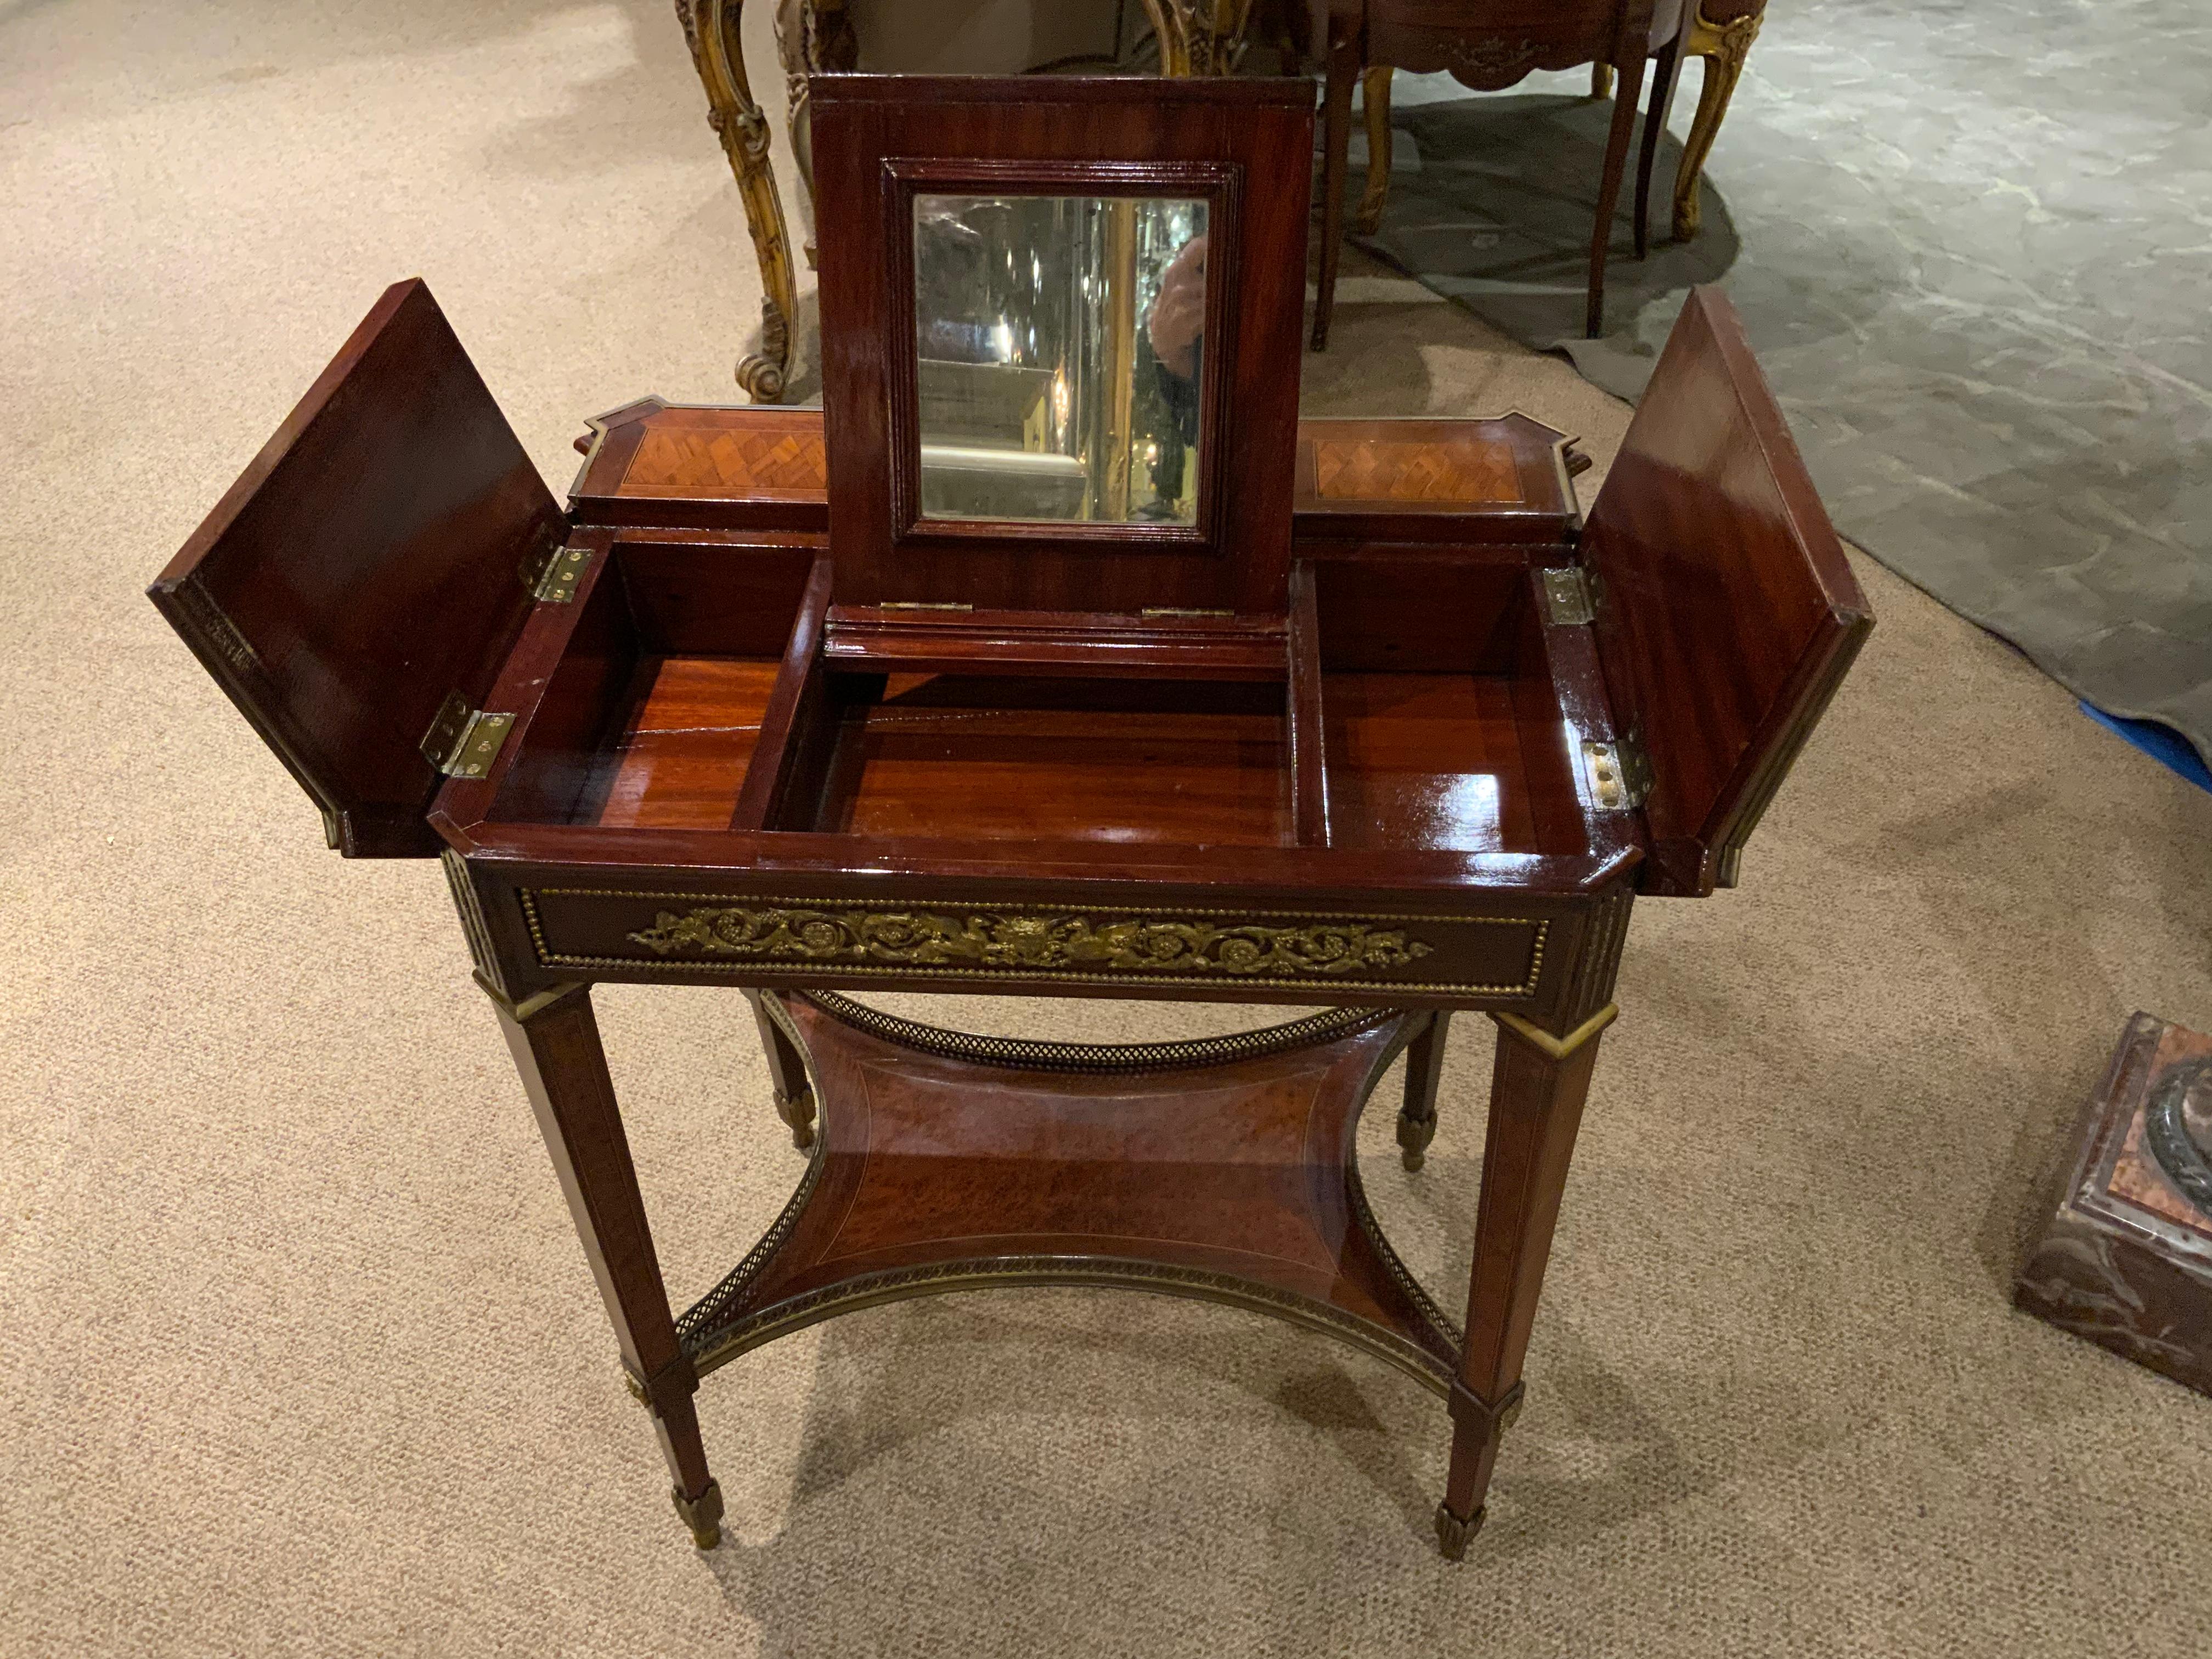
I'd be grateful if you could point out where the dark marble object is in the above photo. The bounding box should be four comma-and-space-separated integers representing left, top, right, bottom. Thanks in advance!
2016, 1013, 2212, 1396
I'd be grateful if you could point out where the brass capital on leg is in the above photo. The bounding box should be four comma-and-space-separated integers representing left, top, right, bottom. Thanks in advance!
1488, 1003, 1618, 1060
672, 1479, 726, 1550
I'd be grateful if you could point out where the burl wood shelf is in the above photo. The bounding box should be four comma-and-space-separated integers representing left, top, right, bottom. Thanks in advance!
678, 994, 1462, 1392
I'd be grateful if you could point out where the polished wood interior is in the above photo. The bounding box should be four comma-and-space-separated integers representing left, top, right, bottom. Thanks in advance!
792, 673, 1294, 845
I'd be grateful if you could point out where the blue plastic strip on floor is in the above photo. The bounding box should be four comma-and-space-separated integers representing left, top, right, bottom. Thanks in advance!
2079, 702, 2212, 794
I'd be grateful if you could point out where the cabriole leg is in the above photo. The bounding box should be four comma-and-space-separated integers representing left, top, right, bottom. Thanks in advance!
1397, 1009, 1452, 1170
1672, 5, 1763, 241
1356, 66, 1395, 235
484, 979, 722, 1548
1435, 1001, 1618, 1559
743, 987, 816, 1150
677, 0, 799, 402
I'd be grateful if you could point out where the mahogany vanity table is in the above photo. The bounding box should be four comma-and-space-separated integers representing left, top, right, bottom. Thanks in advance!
149, 75, 1867, 1560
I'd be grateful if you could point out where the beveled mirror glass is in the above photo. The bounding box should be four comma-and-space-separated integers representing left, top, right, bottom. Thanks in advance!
913, 193, 1209, 526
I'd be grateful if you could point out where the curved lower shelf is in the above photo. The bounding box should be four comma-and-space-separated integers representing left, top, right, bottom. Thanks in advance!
674, 993, 1464, 1395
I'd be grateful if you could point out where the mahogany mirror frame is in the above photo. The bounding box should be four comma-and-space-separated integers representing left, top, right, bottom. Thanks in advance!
809, 74, 1315, 614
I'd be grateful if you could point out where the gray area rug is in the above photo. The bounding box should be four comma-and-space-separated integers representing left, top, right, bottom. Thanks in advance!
1350, 0, 2212, 769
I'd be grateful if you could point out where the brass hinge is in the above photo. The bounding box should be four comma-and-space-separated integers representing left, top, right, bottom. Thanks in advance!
1581, 733, 1651, 811
420, 691, 515, 779
1540, 566, 1595, 626
1139, 607, 1234, 619
877, 601, 972, 612
523, 535, 592, 603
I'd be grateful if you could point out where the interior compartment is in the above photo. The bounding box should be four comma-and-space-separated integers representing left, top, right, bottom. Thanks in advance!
1310, 559, 1587, 855
492, 540, 816, 829
780, 673, 1293, 845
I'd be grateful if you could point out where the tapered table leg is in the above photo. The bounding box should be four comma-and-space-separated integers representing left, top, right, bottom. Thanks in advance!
484, 978, 723, 1548
743, 986, 816, 1150
1435, 1001, 1619, 1559
1397, 1009, 1451, 1170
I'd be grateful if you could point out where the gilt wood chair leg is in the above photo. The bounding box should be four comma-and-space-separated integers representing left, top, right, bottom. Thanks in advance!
1311, 33, 1357, 351
484, 978, 721, 1548
1397, 1008, 1452, 1170
1634, 36, 1684, 258
1673, 4, 1763, 241
1589, 61, 1612, 99
680, 0, 800, 403
1356, 66, 1395, 235
1585, 51, 1647, 337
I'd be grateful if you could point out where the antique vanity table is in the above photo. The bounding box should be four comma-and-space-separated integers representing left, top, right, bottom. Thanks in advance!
149, 75, 1867, 1560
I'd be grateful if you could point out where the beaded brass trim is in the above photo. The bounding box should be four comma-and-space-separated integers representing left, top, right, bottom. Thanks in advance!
800, 990, 1392, 1073
519, 890, 1547, 997
682, 1254, 1459, 1396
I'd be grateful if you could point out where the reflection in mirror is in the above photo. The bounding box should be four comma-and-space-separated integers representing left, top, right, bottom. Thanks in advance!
913, 194, 1207, 526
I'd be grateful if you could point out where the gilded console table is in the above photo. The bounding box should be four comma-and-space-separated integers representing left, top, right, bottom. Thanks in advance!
149, 76, 1866, 1559
674, 1, 1257, 402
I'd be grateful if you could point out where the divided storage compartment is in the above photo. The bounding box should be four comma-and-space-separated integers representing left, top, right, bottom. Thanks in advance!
492, 540, 817, 830
1311, 559, 1587, 856
489, 540, 1595, 859
782, 674, 1291, 845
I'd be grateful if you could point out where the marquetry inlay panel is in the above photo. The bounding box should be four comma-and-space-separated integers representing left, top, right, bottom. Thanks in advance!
620, 412, 828, 498
1308, 438, 1521, 505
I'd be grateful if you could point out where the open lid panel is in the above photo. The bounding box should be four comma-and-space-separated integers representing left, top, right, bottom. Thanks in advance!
148, 279, 565, 857
1581, 286, 1872, 897
809, 75, 1313, 616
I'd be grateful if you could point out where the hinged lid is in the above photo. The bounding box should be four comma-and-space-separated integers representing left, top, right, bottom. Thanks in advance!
148, 279, 563, 856
1581, 287, 1871, 896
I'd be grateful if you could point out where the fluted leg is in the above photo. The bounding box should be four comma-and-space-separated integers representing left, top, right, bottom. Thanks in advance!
744, 987, 816, 1150
1435, 1003, 1618, 1558
486, 979, 721, 1548
1397, 1009, 1451, 1171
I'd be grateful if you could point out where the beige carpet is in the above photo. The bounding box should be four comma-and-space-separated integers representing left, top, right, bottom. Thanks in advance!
5, 4, 2211, 1655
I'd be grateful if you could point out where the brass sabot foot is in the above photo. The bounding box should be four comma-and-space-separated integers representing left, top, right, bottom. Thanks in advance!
1433, 1500, 1484, 1561
1397, 1109, 1437, 1172
673, 1479, 725, 1550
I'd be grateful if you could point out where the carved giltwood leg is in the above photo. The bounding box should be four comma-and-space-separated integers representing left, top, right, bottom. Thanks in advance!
1355, 66, 1394, 235
1143, 0, 1257, 77
774, 0, 856, 270
484, 979, 721, 1548
677, 0, 798, 403
743, 987, 816, 1150
1397, 1009, 1451, 1170
1672, 4, 1764, 241
1435, 1001, 1618, 1558
1589, 63, 1612, 100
